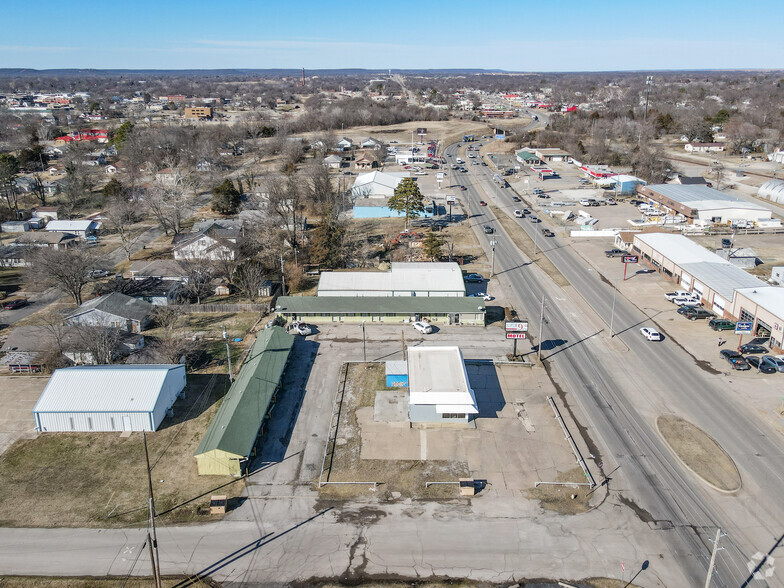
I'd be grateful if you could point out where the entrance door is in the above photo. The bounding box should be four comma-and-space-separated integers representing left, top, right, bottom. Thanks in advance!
122, 416, 132, 431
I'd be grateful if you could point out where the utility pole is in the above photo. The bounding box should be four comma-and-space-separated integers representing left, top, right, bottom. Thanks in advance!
704, 528, 724, 588
223, 326, 233, 382
490, 239, 497, 277
144, 433, 162, 588
537, 296, 545, 361
643, 76, 653, 121
280, 254, 286, 295
361, 320, 367, 362
609, 282, 618, 338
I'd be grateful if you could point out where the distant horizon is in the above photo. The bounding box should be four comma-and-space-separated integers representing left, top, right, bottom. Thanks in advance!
3, 0, 783, 71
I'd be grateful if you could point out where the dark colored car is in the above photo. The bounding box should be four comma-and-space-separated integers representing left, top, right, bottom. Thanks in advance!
719, 349, 750, 370
3, 298, 28, 310
522, 208, 531, 215
746, 356, 777, 374
708, 318, 736, 331
479, 200, 487, 206
678, 306, 715, 320
542, 229, 554, 237
537, 193, 550, 199
484, 225, 494, 234
721, 238, 732, 248
605, 249, 626, 258
512, 196, 521, 202
739, 343, 768, 354
464, 273, 484, 283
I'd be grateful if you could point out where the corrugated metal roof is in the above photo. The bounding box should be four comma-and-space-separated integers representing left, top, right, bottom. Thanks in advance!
317, 262, 466, 296
647, 184, 769, 211
680, 261, 766, 301
45, 220, 96, 232
195, 327, 294, 459
276, 295, 485, 314
636, 233, 719, 265
33, 365, 183, 413
735, 286, 784, 320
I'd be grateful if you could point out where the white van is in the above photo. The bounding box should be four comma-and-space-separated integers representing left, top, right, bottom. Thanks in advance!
456, 158, 464, 164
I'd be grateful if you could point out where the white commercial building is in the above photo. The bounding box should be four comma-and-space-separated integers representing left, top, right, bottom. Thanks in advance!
317, 262, 466, 297
637, 184, 773, 226
350, 171, 409, 199
407, 346, 478, 423
33, 364, 186, 432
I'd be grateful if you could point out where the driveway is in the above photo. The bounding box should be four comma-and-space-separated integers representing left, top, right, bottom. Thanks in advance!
0, 375, 46, 454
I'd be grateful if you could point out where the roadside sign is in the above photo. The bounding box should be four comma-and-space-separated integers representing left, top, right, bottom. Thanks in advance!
505, 321, 529, 332
436, 172, 445, 180
622, 255, 638, 264
735, 321, 753, 335
506, 332, 527, 339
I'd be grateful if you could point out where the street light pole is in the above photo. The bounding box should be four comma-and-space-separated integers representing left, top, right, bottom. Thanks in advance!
609, 282, 618, 338
490, 239, 497, 277
223, 326, 233, 382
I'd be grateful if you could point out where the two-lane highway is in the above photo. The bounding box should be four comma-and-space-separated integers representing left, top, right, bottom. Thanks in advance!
446, 140, 784, 587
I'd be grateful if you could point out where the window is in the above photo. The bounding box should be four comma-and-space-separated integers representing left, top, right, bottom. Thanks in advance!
442, 413, 466, 419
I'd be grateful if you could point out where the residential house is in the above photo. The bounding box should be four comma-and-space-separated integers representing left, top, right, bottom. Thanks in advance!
1, 220, 30, 233
33, 206, 59, 220
155, 168, 180, 186
12, 231, 78, 250
337, 137, 354, 152
172, 221, 239, 261
96, 277, 182, 306
354, 151, 378, 170
129, 259, 188, 282
685, 142, 725, 153
0, 246, 29, 268
45, 219, 99, 239
196, 160, 212, 172
0, 326, 144, 373
65, 292, 153, 333
322, 154, 342, 169
42, 146, 63, 159
360, 137, 382, 149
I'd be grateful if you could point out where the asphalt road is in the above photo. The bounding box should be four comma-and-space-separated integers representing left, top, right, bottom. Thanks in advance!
447, 140, 784, 587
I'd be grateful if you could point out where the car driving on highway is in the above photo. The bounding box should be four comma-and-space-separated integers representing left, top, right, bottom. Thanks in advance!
640, 327, 663, 341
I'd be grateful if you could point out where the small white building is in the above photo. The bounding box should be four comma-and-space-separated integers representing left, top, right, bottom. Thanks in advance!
317, 262, 466, 297
45, 219, 99, 238
408, 346, 478, 423
684, 142, 725, 153
350, 170, 409, 199
33, 364, 186, 432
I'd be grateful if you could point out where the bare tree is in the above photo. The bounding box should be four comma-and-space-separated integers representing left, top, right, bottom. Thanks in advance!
105, 198, 144, 261
178, 260, 214, 304
233, 259, 268, 301
25, 246, 101, 305
75, 325, 120, 364
264, 173, 304, 251
146, 181, 189, 236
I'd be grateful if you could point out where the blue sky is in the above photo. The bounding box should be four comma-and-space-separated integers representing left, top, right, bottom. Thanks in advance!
3, 0, 783, 71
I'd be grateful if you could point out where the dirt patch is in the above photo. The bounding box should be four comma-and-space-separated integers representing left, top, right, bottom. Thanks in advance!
442, 221, 489, 275
525, 467, 592, 514
656, 414, 741, 492
492, 205, 570, 288
0, 374, 245, 528
318, 363, 469, 500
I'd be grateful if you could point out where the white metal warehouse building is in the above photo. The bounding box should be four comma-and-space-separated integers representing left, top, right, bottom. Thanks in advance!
317, 262, 467, 297
33, 364, 186, 432
408, 346, 478, 424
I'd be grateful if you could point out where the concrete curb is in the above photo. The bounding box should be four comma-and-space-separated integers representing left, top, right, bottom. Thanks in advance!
655, 415, 742, 494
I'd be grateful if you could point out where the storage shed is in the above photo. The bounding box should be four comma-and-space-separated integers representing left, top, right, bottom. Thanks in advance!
195, 327, 294, 476
33, 364, 186, 432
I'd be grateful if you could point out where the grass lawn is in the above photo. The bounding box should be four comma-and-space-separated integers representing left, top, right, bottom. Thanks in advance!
0, 374, 245, 528
0, 268, 24, 296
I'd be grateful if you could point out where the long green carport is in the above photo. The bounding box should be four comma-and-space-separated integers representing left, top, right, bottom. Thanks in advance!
195, 326, 295, 476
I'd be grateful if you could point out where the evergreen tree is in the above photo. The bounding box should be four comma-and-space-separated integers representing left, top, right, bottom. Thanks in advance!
387, 177, 425, 228
211, 179, 241, 215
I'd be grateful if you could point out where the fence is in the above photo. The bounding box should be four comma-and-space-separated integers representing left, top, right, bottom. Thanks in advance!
170, 303, 268, 313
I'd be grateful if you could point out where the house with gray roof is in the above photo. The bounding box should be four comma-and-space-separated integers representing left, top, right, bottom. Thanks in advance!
64, 292, 153, 333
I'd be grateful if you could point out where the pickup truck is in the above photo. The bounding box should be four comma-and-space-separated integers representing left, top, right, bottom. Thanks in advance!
664, 290, 693, 302
605, 249, 626, 258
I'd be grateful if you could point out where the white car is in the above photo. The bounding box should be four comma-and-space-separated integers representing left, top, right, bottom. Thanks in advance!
640, 327, 663, 341
469, 292, 494, 301
412, 321, 433, 334
513, 209, 523, 217
672, 296, 701, 306
290, 321, 312, 336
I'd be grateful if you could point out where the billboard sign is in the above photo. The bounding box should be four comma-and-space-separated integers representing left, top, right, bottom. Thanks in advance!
734, 321, 753, 335
417, 127, 427, 135
622, 255, 639, 264
436, 172, 445, 180
505, 321, 529, 332
506, 332, 527, 339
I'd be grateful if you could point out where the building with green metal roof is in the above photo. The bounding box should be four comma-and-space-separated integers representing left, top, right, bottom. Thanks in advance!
195, 326, 294, 476
275, 296, 486, 326
515, 150, 542, 165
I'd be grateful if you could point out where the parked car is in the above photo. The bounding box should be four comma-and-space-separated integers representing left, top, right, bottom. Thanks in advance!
484, 225, 494, 234
412, 321, 433, 334
533, 188, 544, 195
664, 290, 693, 302
719, 349, 751, 370
289, 321, 312, 336
760, 355, 784, 372
537, 193, 550, 199
640, 327, 663, 341
708, 319, 736, 331
479, 200, 487, 206
513, 209, 524, 218
605, 249, 626, 258
721, 238, 732, 248
747, 356, 777, 373
739, 343, 768, 354
464, 273, 484, 283
3, 298, 27, 310
88, 269, 111, 279
672, 296, 702, 306
469, 292, 493, 301
678, 306, 715, 320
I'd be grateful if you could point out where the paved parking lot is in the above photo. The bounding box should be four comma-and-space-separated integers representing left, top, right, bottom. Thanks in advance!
0, 375, 45, 454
